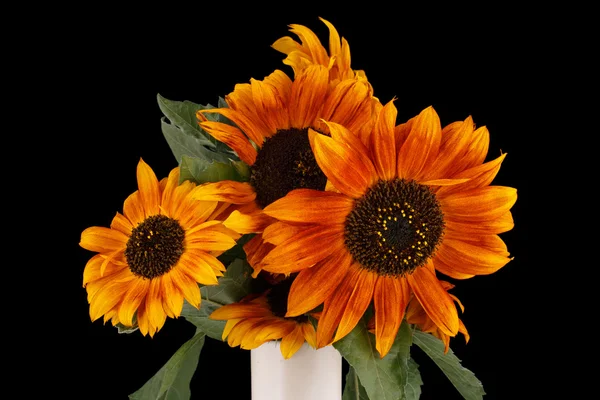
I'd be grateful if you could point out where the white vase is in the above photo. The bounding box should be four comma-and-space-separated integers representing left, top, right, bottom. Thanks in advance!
250, 341, 342, 400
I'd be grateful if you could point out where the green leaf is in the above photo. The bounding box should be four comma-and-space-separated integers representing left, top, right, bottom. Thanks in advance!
179, 155, 249, 185
115, 322, 139, 334
180, 259, 254, 340
157, 94, 237, 164
129, 330, 205, 400
335, 319, 412, 400
412, 330, 485, 400
342, 366, 370, 400
405, 358, 423, 400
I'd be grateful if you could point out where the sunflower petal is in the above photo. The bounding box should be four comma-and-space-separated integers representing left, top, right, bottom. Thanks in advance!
333, 267, 376, 342
280, 325, 306, 359
397, 106, 442, 180
309, 128, 376, 198
263, 188, 353, 225
316, 265, 367, 348
436, 237, 512, 276
80, 227, 128, 254
436, 153, 507, 197
199, 120, 258, 165
373, 276, 410, 358
191, 181, 257, 204
441, 186, 517, 222
407, 264, 459, 336
210, 303, 272, 320
136, 159, 161, 218
259, 225, 344, 274
288, 65, 330, 128
224, 209, 273, 234
370, 100, 398, 180
286, 248, 353, 317
118, 278, 150, 326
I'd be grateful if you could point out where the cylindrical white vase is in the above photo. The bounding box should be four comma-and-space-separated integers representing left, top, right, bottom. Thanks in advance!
250, 341, 342, 400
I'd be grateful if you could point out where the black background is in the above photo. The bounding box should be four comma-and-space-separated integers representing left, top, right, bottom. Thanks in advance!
52, 3, 562, 399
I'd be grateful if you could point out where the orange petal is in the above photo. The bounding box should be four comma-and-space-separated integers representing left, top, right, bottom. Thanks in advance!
433, 257, 475, 280
263, 188, 353, 225
436, 237, 512, 276
397, 106, 442, 180
259, 225, 344, 274
440, 186, 517, 222
301, 322, 317, 348
426, 116, 476, 178
288, 65, 329, 128
333, 267, 376, 342
80, 226, 128, 254
160, 166, 180, 216
178, 252, 219, 285
286, 248, 353, 317
373, 276, 410, 358
209, 303, 272, 320
123, 189, 145, 227
319, 79, 372, 134
436, 153, 507, 197
309, 128, 376, 198
199, 120, 258, 165
370, 100, 398, 180
145, 278, 167, 330
445, 211, 514, 235
82, 254, 126, 287
243, 234, 274, 278
316, 265, 369, 348
252, 319, 296, 343
136, 158, 161, 218
110, 212, 133, 237
88, 270, 133, 321
185, 228, 237, 252
280, 324, 306, 359
261, 222, 303, 245
118, 278, 150, 326
191, 181, 257, 205
160, 273, 184, 318
223, 209, 274, 234
407, 263, 459, 336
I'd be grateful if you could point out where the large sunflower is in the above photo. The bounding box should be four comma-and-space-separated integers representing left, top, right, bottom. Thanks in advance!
271, 17, 368, 85
80, 159, 241, 337
193, 64, 379, 277
209, 278, 317, 359
258, 102, 517, 357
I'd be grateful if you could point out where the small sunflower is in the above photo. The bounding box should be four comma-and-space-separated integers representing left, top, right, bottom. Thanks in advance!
405, 280, 470, 354
193, 64, 379, 277
258, 102, 517, 357
271, 17, 368, 85
209, 278, 317, 359
80, 159, 241, 337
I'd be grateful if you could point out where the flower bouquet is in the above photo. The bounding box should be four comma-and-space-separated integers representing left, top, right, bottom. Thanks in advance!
80, 17, 516, 400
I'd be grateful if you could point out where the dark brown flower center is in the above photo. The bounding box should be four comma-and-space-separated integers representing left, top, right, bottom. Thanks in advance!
344, 179, 445, 276
250, 128, 327, 208
266, 277, 309, 323
125, 214, 185, 279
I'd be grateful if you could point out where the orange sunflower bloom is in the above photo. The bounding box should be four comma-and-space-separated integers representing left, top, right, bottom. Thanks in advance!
209, 278, 317, 359
192, 65, 379, 277
80, 159, 240, 337
404, 280, 470, 354
259, 101, 517, 357
272, 17, 368, 85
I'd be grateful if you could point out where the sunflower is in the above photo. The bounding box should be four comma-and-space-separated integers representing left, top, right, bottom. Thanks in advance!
80, 159, 241, 337
193, 64, 379, 277
271, 17, 368, 85
258, 102, 517, 357
209, 278, 317, 359
404, 280, 470, 354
